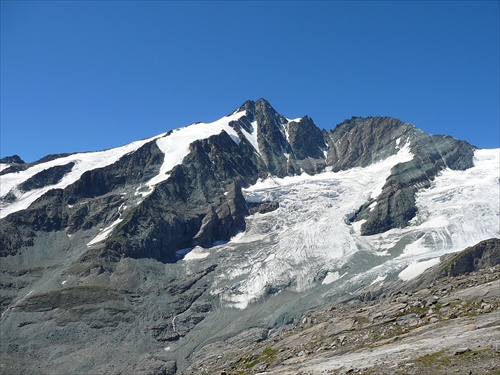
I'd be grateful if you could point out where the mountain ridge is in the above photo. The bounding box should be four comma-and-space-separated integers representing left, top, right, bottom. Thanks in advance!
0, 99, 498, 374
0, 99, 478, 260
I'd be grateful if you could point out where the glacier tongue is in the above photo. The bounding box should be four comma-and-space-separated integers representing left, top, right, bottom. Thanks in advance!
205, 147, 499, 309
209, 144, 415, 309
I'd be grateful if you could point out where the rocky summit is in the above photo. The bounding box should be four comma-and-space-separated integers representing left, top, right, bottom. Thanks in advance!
0, 99, 498, 374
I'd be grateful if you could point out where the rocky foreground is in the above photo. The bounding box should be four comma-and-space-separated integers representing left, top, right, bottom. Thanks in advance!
185, 239, 500, 375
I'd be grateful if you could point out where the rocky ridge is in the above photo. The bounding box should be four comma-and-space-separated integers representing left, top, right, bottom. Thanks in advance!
0, 99, 476, 263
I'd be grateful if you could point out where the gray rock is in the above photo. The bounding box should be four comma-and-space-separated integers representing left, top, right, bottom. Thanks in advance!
454, 347, 471, 355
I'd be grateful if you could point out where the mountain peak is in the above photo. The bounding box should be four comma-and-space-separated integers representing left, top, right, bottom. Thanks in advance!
235, 98, 275, 116
0, 155, 25, 164
236, 99, 255, 113
0, 99, 496, 375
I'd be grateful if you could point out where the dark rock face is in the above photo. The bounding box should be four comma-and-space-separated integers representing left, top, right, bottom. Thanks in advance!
105, 130, 258, 261
0, 155, 25, 164
236, 99, 327, 177
248, 200, 280, 215
0, 164, 27, 176
325, 116, 414, 170
18, 162, 75, 192
253, 99, 293, 177
436, 238, 500, 277
0, 220, 35, 257
287, 116, 325, 160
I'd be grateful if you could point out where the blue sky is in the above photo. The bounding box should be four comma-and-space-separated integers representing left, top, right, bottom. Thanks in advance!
1, 1, 499, 162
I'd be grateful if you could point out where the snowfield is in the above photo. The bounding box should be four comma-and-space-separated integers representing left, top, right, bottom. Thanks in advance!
0, 135, 165, 219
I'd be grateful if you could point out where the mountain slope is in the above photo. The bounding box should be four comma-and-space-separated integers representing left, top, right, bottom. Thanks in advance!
0, 99, 498, 374
185, 239, 500, 375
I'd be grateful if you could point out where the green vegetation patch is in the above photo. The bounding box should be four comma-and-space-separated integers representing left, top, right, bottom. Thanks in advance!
236, 347, 280, 371
262, 347, 279, 357
245, 358, 259, 369
411, 348, 500, 373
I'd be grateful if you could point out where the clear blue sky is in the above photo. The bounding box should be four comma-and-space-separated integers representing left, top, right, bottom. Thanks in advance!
1, 1, 499, 162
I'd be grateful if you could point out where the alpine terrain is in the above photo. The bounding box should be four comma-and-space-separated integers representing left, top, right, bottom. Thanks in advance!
0, 99, 498, 374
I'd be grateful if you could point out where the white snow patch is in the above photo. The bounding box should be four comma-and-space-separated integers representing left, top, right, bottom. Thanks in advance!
351, 219, 366, 234
240, 121, 261, 155
264, 253, 276, 262
229, 231, 246, 242
370, 141, 412, 199
398, 258, 441, 281
87, 217, 124, 246
0, 164, 9, 172
183, 247, 210, 261
322, 271, 341, 285
86, 201, 130, 246
403, 238, 431, 256
370, 274, 387, 285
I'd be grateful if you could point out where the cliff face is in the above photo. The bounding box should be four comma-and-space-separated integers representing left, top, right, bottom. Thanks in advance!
435, 238, 500, 278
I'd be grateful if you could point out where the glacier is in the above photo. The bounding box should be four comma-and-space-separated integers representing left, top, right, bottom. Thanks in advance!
178, 147, 500, 309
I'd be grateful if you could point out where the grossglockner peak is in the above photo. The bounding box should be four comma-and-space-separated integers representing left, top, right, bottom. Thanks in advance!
1, 99, 498, 374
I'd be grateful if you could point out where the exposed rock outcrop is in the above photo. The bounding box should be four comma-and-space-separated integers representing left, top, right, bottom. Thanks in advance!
436, 238, 500, 278
0, 155, 25, 164
335, 118, 476, 235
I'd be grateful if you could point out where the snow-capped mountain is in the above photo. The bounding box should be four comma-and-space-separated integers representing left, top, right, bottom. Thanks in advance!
0, 99, 498, 374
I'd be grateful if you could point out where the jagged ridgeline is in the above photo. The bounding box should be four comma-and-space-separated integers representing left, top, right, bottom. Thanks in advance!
0, 99, 474, 261
0, 99, 497, 375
